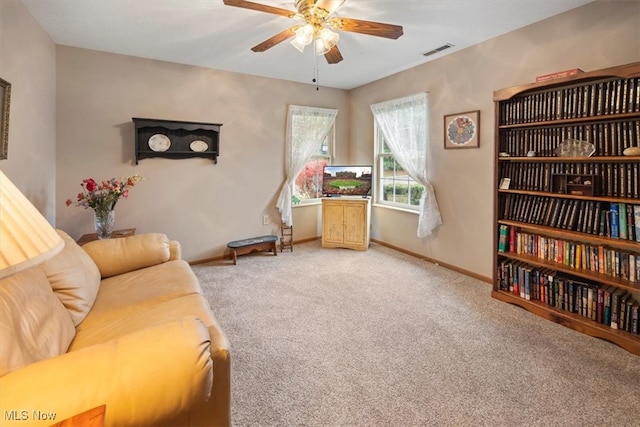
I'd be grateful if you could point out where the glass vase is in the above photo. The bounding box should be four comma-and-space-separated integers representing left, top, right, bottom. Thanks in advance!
94, 208, 116, 239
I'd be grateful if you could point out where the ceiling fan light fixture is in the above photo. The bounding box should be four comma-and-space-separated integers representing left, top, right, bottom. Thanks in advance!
290, 37, 307, 52
224, 0, 404, 65
291, 23, 314, 52
319, 27, 339, 46
296, 24, 314, 39
313, 27, 339, 55
314, 38, 330, 55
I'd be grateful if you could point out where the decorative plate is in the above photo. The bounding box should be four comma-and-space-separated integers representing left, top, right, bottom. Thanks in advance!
190, 140, 208, 152
148, 134, 171, 152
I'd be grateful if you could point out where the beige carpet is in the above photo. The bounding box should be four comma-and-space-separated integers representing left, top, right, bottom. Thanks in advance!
192, 240, 640, 426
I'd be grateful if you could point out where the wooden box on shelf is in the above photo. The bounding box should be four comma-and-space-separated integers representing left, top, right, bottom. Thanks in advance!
552, 173, 596, 196
493, 61, 640, 356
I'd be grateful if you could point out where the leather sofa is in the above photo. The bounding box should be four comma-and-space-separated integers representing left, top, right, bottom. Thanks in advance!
0, 231, 230, 426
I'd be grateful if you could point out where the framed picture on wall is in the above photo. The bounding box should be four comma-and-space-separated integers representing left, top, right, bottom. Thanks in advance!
444, 110, 480, 149
0, 78, 11, 160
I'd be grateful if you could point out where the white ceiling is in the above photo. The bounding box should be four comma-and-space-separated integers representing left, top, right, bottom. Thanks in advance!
21, 0, 594, 90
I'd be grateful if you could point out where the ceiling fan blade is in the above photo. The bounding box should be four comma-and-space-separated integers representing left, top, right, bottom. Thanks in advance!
223, 0, 297, 18
251, 26, 301, 52
312, 0, 346, 16
329, 17, 403, 39
324, 44, 343, 64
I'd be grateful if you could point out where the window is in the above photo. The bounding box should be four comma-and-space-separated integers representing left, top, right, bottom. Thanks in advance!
375, 122, 424, 210
277, 105, 337, 226
371, 93, 441, 237
293, 126, 333, 203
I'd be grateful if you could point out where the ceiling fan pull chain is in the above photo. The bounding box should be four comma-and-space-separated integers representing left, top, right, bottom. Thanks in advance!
313, 52, 319, 91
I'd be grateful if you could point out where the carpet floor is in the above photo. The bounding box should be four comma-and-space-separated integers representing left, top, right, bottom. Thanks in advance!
192, 240, 640, 426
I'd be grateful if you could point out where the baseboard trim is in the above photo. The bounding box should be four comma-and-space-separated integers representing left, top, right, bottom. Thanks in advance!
189, 237, 322, 266
190, 255, 226, 266
190, 236, 491, 284
293, 236, 321, 245
370, 239, 492, 284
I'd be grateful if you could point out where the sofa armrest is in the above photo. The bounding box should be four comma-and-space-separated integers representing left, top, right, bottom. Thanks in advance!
169, 240, 182, 260
0, 316, 213, 427
82, 233, 172, 278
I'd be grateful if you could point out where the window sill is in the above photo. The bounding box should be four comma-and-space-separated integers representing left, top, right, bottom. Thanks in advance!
372, 203, 419, 215
292, 200, 322, 208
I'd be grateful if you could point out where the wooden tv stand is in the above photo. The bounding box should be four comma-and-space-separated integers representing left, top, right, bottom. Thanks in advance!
321, 197, 370, 251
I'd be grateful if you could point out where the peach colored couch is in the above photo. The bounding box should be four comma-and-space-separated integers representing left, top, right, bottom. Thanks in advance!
0, 231, 230, 426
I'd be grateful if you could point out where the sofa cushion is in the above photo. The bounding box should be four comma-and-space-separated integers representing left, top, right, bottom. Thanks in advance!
0, 268, 75, 376
76, 260, 202, 331
69, 293, 220, 351
40, 230, 101, 326
82, 233, 170, 278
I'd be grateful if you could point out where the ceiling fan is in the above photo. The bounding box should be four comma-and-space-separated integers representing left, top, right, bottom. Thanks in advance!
222, 0, 404, 64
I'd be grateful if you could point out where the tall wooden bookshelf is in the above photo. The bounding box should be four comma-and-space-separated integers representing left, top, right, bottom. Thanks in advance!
493, 62, 640, 355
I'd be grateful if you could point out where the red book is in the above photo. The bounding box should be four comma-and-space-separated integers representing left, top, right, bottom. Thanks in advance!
558, 240, 564, 264
509, 226, 517, 253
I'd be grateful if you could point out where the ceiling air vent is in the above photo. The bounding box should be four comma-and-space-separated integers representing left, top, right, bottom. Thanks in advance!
422, 43, 454, 57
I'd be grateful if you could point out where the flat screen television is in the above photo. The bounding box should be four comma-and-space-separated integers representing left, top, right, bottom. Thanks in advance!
322, 165, 372, 197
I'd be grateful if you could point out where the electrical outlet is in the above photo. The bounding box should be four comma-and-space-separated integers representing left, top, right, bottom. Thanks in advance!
262, 215, 269, 225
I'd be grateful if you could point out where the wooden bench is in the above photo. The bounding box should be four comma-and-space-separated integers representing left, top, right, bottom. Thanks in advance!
227, 235, 278, 265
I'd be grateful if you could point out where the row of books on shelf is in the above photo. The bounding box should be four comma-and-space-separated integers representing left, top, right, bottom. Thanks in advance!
501, 194, 640, 240
498, 77, 640, 125
499, 161, 640, 198
499, 120, 640, 157
498, 225, 640, 283
497, 260, 639, 334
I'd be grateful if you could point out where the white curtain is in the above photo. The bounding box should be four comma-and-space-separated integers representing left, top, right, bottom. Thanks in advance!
370, 93, 442, 238
276, 105, 338, 226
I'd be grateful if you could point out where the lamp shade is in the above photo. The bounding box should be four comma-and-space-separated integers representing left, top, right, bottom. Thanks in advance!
291, 24, 314, 53
0, 171, 63, 279
290, 37, 308, 53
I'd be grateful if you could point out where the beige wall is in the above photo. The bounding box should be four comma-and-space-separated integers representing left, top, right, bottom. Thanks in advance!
6, 0, 639, 272
349, 0, 640, 280
0, 0, 56, 222
55, 47, 349, 261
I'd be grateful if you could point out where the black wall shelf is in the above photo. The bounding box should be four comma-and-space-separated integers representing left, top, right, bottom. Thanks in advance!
133, 117, 222, 164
